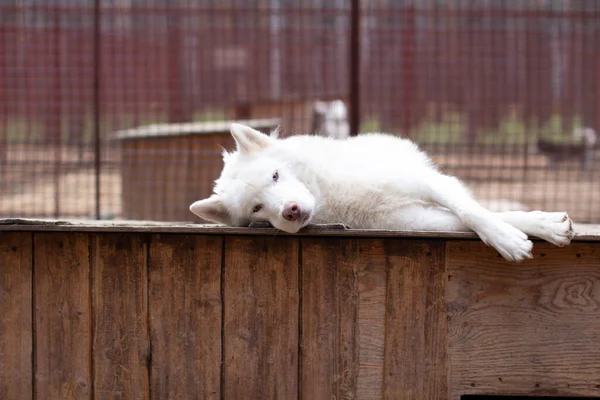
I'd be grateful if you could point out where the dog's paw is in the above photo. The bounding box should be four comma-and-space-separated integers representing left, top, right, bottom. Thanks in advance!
529, 211, 574, 247
479, 221, 533, 262
494, 234, 534, 263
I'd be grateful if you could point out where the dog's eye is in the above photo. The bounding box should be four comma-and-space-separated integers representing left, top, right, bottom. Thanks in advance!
252, 204, 263, 213
272, 171, 279, 182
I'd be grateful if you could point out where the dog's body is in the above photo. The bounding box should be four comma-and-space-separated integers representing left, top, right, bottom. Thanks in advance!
191, 124, 574, 262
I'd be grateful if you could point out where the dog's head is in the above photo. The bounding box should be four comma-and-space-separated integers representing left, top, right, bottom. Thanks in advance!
190, 123, 316, 233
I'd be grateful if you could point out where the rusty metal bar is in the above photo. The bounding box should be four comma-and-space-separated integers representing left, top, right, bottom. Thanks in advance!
167, 7, 185, 123
349, 0, 360, 136
93, 0, 101, 219
0, 25, 6, 175
400, 5, 415, 135
3, 5, 597, 20
52, 11, 62, 218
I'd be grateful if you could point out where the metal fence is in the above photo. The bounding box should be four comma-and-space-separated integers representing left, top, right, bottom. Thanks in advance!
1, 0, 599, 222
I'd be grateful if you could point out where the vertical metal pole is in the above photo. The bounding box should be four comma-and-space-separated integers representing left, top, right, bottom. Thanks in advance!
93, 0, 101, 219
167, 3, 186, 122
349, 0, 360, 136
400, 5, 414, 136
53, 12, 62, 218
0, 24, 6, 174
269, 0, 282, 100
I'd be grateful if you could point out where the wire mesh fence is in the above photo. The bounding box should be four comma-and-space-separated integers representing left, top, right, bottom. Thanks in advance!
1, 0, 599, 222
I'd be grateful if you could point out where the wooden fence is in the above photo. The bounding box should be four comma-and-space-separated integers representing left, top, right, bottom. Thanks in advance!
1, 222, 599, 399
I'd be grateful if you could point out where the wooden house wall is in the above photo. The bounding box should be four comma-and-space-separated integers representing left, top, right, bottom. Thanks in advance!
1, 230, 599, 399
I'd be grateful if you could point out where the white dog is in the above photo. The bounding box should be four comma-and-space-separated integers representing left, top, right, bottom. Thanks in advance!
190, 124, 574, 262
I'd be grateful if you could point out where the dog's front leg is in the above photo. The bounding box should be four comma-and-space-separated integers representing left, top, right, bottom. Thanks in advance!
421, 172, 533, 262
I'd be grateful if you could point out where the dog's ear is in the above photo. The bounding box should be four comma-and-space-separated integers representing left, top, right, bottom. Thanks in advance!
190, 195, 230, 225
230, 123, 272, 154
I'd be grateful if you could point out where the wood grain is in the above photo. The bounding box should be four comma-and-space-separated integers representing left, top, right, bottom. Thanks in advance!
383, 239, 448, 400
4, 225, 600, 399
357, 239, 388, 400
121, 133, 235, 222
149, 234, 222, 399
93, 233, 149, 399
120, 140, 138, 220
34, 232, 91, 399
223, 236, 299, 400
447, 240, 600, 399
186, 133, 236, 223
301, 238, 360, 400
0, 232, 32, 399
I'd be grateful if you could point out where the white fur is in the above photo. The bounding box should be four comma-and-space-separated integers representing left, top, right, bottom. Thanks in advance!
190, 124, 575, 262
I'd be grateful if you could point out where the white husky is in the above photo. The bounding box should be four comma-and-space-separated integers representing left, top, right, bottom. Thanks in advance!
190, 123, 574, 262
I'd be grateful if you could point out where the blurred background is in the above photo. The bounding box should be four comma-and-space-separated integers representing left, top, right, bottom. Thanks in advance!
1, 0, 599, 222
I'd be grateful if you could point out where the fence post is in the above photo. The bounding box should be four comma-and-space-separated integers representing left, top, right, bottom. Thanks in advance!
93, 0, 101, 219
167, 4, 190, 123
0, 25, 5, 174
400, 5, 415, 136
51, 11, 62, 218
349, 0, 360, 136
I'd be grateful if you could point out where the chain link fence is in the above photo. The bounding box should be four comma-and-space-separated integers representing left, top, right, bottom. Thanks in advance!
1, 0, 599, 222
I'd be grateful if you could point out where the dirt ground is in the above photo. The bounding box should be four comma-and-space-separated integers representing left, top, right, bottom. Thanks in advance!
0, 145, 121, 219
1, 145, 598, 223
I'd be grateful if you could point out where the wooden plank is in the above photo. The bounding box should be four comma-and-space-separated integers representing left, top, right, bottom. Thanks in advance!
301, 237, 360, 400
121, 140, 136, 219
223, 236, 299, 400
383, 239, 448, 400
447, 241, 600, 399
34, 232, 91, 399
94, 233, 149, 399
187, 134, 233, 223
143, 139, 166, 221
1, 221, 599, 242
0, 232, 32, 399
357, 239, 388, 400
0, 219, 483, 238
163, 141, 179, 221
149, 234, 222, 399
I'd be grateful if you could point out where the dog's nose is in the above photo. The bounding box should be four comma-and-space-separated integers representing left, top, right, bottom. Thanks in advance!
283, 202, 301, 221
